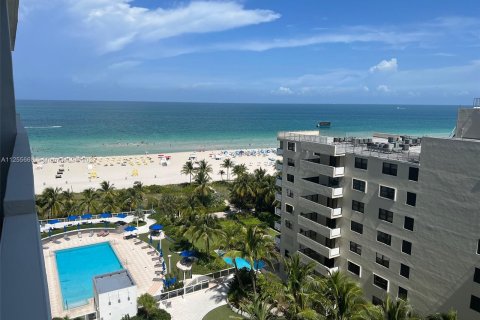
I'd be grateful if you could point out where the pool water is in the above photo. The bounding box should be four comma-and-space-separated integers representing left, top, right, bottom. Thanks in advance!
223, 257, 265, 270
55, 242, 123, 309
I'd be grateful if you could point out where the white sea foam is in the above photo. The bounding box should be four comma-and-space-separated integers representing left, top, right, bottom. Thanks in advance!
25, 125, 62, 129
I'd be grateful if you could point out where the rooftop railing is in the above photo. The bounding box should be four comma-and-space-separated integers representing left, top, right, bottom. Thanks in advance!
278, 131, 334, 144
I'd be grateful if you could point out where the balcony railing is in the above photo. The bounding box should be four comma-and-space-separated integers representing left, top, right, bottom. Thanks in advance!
275, 207, 282, 216
297, 251, 338, 276
276, 162, 283, 171
302, 159, 345, 177
300, 178, 343, 198
299, 197, 342, 219
276, 148, 284, 156
297, 233, 340, 259
298, 214, 341, 239
274, 221, 281, 231
275, 177, 282, 187
275, 192, 282, 202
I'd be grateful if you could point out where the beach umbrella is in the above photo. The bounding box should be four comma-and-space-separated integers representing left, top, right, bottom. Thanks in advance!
99, 212, 112, 219
48, 219, 59, 225
124, 226, 137, 232
180, 250, 196, 258
81, 213, 92, 220
68, 215, 79, 221
117, 213, 127, 219
149, 224, 163, 231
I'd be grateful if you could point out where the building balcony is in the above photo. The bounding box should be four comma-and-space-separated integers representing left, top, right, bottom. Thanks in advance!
299, 197, 342, 219
301, 159, 345, 177
297, 233, 340, 259
297, 251, 338, 276
275, 177, 282, 187
274, 221, 281, 231
275, 192, 282, 203
275, 207, 282, 217
298, 214, 341, 239
276, 162, 283, 171
277, 148, 284, 156
274, 235, 281, 248
299, 178, 343, 199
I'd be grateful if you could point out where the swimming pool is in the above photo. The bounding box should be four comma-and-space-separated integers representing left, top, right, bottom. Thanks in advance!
55, 242, 123, 309
223, 257, 265, 270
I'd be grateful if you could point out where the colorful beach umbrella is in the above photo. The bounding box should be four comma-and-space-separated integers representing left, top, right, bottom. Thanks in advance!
149, 224, 163, 231
124, 226, 137, 232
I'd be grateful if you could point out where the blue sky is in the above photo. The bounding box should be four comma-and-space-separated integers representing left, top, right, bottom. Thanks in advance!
13, 0, 480, 104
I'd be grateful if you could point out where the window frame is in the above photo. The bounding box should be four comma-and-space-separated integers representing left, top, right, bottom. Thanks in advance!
373, 274, 389, 291
286, 174, 295, 183
404, 217, 414, 231
287, 158, 295, 167
379, 185, 396, 201
375, 252, 390, 268
402, 240, 412, 255
349, 241, 362, 255
406, 192, 417, 206
287, 142, 296, 151
377, 230, 392, 246
354, 157, 368, 170
352, 178, 367, 192
382, 162, 398, 176
400, 264, 410, 279
347, 260, 361, 277
351, 200, 365, 213
351, 221, 363, 234
285, 203, 294, 214
409, 167, 419, 181
474, 268, 480, 284
398, 287, 408, 300
378, 208, 394, 223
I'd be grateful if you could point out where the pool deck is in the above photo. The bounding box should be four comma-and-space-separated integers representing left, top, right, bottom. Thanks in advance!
43, 230, 164, 319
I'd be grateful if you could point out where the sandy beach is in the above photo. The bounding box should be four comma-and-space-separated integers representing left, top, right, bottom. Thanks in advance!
33, 148, 278, 194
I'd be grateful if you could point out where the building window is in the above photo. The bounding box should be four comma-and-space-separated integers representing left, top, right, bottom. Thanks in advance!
285, 204, 294, 214
382, 162, 398, 176
350, 241, 362, 255
471, 295, 480, 313
354, 157, 368, 170
352, 179, 366, 192
378, 208, 393, 223
348, 261, 361, 276
287, 174, 294, 183
287, 158, 295, 167
376, 253, 390, 268
409, 167, 419, 181
285, 220, 293, 229
406, 192, 417, 206
379, 186, 396, 200
287, 142, 296, 151
351, 221, 363, 234
351, 200, 365, 213
474, 268, 480, 284
404, 217, 414, 231
377, 231, 392, 246
284, 250, 290, 258
398, 287, 408, 300
402, 240, 412, 255
286, 189, 294, 198
372, 296, 383, 306
477, 240, 480, 254
373, 274, 389, 291
400, 264, 410, 278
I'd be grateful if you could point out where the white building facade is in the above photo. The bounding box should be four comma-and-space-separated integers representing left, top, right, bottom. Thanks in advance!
276, 106, 480, 318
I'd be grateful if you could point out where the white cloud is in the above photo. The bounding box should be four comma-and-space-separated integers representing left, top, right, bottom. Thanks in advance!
66, 0, 280, 53
272, 86, 294, 95
363, 86, 370, 92
108, 60, 141, 69
370, 58, 398, 73
376, 85, 391, 92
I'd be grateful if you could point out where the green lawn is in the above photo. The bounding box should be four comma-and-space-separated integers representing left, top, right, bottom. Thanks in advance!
202, 305, 245, 320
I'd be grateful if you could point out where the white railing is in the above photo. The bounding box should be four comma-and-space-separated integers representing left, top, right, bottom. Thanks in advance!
278, 131, 334, 144
275, 208, 282, 216
334, 167, 345, 176
333, 187, 343, 197
332, 208, 342, 217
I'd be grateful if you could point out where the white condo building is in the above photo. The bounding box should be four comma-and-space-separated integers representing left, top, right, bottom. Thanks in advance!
276, 106, 480, 318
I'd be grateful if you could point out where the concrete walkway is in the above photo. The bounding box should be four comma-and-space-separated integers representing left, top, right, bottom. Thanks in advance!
158, 280, 230, 320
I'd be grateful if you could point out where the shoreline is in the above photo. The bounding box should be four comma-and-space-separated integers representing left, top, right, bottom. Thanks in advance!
33, 148, 278, 194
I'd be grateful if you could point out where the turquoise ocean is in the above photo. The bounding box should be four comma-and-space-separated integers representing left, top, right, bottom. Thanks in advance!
17, 100, 459, 157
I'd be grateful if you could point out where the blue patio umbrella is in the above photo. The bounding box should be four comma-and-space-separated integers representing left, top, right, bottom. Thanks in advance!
117, 213, 127, 219
81, 213, 92, 220
149, 224, 163, 231
68, 215, 79, 221
48, 219, 59, 224
99, 212, 112, 219
180, 250, 196, 258
124, 226, 137, 232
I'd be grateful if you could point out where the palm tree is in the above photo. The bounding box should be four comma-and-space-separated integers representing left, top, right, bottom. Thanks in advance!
61, 190, 77, 215
134, 208, 145, 228
283, 254, 318, 318
232, 163, 248, 178
137, 293, 159, 320
186, 213, 224, 255
223, 225, 246, 289
241, 226, 277, 295
427, 310, 458, 320
240, 293, 276, 320
219, 169, 225, 181
181, 161, 195, 184
221, 158, 234, 181
321, 271, 369, 320
39, 187, 63, 218
98, 180, 115, 196
97, 181, 116, 212
80, 188, 99, 213
194, 170, 213, 206
367, 295, 418, 320
231, 173, 254, 209
197, 159, 213, 176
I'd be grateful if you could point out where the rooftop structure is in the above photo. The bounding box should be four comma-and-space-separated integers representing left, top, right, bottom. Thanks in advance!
276, 105, 480, 318
93, 269, 136, 295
